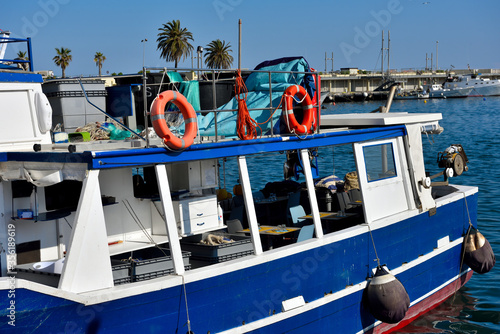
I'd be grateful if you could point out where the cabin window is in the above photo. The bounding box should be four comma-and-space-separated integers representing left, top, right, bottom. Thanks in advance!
362, 143, 396, 182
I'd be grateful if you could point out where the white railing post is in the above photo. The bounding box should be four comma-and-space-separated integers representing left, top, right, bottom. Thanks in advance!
155, 164, 185, 275
237, 156, 263, 255
300, 149, 323, 238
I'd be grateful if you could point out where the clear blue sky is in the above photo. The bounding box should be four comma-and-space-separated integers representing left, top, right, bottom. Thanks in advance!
2, 0, 499, 77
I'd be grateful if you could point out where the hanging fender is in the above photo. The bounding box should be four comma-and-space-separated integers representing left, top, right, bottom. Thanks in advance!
150, 91, 197, 150
463, 227, 495, 274
364, 266, 410, 324
282, 85, 315, 135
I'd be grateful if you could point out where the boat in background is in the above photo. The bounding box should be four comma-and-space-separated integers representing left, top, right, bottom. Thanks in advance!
394, 90, 429, 100
424, 83, 472, 99
0, 35, 495, 333
393, 84, 429, 100
444, 74, 500, 97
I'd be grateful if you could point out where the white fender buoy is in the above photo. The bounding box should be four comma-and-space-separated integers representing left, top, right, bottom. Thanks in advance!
35, 91, 52, 134
463, 228, 495, 274
365, 266, 410, 324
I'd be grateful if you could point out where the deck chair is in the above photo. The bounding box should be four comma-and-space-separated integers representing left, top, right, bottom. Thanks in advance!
348, 189, 362, 202
297, 224, 315, 243
289, 205, 307, 227
286, 191, 302, 224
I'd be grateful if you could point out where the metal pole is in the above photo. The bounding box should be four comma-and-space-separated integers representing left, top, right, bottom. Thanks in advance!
27, 37, 33, 72
238, 19, 242, 71
436, 41, 439, 71
381, 30, 384, 76
316, 72, 320, 134
212, 70, 218, 141
142, 66, 149, 147
269, 72, 273, 135
387, 30, 390, 77
331, 52, 334, 73
141, 39, 147, 69
325, 52, 327, 72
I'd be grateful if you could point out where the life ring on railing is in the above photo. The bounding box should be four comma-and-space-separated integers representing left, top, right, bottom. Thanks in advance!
282, 85, 315, 135
151, 91, 197, 150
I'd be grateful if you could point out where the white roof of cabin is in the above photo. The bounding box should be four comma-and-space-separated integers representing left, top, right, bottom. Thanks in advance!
321, 112, 442, 127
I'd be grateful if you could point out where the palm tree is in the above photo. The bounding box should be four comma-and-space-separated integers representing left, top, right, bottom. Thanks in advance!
94, 52, 106, 76
15, 51, 29, 71
204, 39, 233, 69
53, 47, 72, 78
156, 20, 193, 68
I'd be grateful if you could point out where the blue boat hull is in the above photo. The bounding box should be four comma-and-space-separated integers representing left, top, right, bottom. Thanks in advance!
0, 194, 476, 333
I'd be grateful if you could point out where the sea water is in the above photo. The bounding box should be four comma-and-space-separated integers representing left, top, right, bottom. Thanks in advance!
220, 97, 500, 332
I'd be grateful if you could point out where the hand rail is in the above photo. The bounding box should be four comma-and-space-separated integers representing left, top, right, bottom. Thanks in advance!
140, 66, 322, 143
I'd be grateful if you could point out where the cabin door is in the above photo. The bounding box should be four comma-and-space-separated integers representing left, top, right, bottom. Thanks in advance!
353, 137, 411, 223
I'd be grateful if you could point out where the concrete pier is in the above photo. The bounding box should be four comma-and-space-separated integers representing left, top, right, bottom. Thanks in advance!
321, 68, 500, 102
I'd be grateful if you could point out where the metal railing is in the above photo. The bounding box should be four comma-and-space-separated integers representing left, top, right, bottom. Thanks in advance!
0, 36, 33, 72
141, 66, 321, 148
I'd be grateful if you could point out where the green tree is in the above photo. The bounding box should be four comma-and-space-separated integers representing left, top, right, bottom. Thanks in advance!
204, 39, 233, 69
53, 47, 72, 78
156, 20, 193, 68
94, 52, 106, 76
15, 51, 29, 71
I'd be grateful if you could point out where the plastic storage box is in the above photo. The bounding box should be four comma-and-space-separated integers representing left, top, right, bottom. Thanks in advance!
111, 259, 132, 285
127, 247, 191, 282
180, 232, 253, 263
42, 79, 107, 133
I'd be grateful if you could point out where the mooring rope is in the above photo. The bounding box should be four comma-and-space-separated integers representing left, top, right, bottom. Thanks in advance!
181, 274, 192, 333
367, 224, 381, 268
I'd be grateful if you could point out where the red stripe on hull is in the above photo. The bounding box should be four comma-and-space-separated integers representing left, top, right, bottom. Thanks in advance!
370, 270, 473, 334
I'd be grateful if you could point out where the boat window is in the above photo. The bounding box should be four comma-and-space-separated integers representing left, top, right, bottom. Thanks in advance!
362, 143, 396, 182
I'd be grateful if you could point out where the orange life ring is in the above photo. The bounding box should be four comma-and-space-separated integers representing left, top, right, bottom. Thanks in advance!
151, 91, 197, 150
282, 85, 315, 135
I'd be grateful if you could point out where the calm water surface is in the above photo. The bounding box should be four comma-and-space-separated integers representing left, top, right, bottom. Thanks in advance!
221, 97, 500, 333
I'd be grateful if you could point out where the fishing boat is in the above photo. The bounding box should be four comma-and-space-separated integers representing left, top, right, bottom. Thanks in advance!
0, 37, 495, 334
444, 74, 500, 97
393, 89, 429, 100
424, 83, 473, 99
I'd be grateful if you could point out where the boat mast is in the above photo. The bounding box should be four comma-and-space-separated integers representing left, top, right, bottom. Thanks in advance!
381, 31, 384, 78
387, 30, 390, 77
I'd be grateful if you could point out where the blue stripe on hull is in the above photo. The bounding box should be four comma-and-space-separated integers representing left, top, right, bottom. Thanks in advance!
0, 195, 476, 333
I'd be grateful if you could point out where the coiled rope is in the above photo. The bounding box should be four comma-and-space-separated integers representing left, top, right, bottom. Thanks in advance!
234, 70, 315, 139
235, 69, 259, 140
